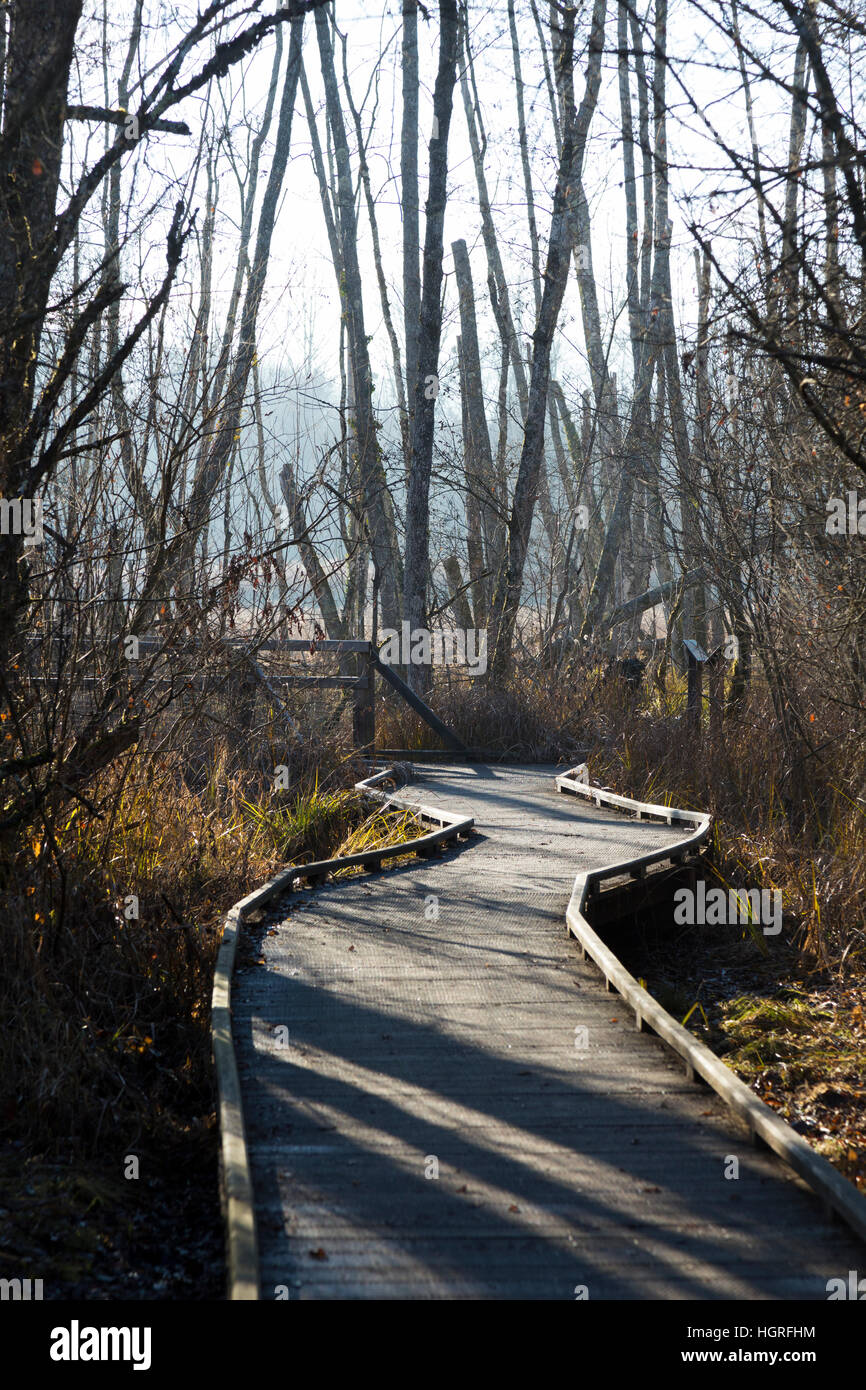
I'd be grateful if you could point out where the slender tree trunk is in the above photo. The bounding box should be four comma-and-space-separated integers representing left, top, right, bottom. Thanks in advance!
401, 0, 421, 464
781, 29, 810, 343
457, 336, 489, 626
630, 7, 654, 321
0, 0, 84, 660
488, 5, 582, 680
452, 237, 502, 610
559, 0, 609, 404
509, 0, 541, 316
173, 11, 306, 598
315, 6, 402, 630
402, 0, 459, 691
460, 14, 528, 418
340, 31, 409, 468
279, 461, 346, 640
618, 1, 641, 377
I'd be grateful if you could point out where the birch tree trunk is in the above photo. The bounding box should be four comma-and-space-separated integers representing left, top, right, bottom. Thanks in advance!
781, 29, 810, 343
559, 0, 608, 406
618, 0, 641, 378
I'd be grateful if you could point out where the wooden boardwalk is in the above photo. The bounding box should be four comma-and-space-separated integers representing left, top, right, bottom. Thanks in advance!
232, 763, 864, 1299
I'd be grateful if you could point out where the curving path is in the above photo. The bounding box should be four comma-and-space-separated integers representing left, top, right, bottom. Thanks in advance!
231, 763, 864, 1300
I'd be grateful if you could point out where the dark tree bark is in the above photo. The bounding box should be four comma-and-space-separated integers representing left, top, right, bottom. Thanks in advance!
0, 0, 84, 654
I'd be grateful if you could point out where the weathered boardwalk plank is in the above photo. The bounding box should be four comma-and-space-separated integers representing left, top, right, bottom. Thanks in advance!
232, 763, 864, 1299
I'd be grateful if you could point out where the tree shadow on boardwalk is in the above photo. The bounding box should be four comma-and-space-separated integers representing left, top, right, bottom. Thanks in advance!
235, 934, 859, 1300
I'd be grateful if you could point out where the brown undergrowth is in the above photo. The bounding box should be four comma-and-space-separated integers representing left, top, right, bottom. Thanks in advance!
0, 741, 421, 1298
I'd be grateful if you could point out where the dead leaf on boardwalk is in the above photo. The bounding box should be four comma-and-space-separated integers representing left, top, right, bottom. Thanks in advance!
308, 1247, 328, 1260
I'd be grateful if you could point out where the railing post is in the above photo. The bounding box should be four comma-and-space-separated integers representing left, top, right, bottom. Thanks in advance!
353, 643, 375, 754
686, 649, 701, 732
707, 644, 725, 747
683, 639, 708, 734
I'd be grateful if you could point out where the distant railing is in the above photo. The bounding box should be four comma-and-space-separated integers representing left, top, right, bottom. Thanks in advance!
21, 635, 470, 759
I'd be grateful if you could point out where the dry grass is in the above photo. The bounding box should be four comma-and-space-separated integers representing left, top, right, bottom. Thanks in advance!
375, 666, 590, 761
332, 804, 428, 876
584, 686, 866, 971
0, 740, 422, 1152
0, 737, 421, 1297
717, 983, 866, 1192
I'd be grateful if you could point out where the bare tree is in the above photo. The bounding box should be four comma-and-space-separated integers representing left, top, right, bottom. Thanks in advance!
314, 4, 402, 630
402, 0, 459, 690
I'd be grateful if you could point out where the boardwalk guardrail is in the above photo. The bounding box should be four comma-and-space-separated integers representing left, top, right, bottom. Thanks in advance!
556, 761, 866, 1245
